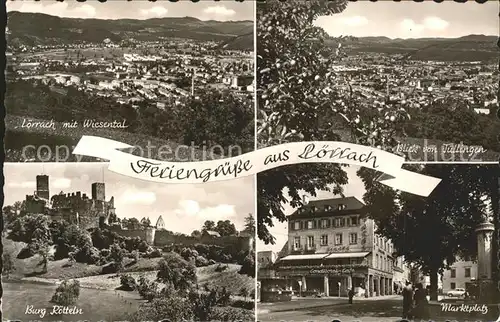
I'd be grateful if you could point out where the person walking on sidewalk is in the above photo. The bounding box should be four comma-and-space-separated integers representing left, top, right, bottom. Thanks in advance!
402, 281, 414, 319
348, 288, 354, 304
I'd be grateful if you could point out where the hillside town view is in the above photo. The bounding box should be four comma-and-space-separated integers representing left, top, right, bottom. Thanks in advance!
6, 2, 254, 162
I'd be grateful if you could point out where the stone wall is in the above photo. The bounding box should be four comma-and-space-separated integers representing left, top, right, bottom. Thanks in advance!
110, 227, 252, 251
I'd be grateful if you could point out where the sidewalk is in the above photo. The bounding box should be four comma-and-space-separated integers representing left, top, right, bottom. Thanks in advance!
258, 295, 400, 314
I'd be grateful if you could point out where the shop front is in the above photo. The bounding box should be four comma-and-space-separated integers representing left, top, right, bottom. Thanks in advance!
275, 260, 394, 297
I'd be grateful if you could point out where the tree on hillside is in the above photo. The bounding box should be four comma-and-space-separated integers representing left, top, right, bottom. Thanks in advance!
256, 0, 410, 244
360, 164, 497, 300
140, 217, 151, 229
2, 252, 15, 278
175, 89, 254, 155
157, 252, 197, 294
242, 214, 256, 236
126, 218, 142, 230
215, 220, 237, 237
191, 230, 202, 238
202, 220, 216, 233
406, 98, 500, 152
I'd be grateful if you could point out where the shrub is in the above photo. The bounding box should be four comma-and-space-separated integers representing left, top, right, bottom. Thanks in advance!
131, 250, 140, 262
51, 280, 81, 306
195, 255, 209, 267
137, 275, 159, 301
208, 307, 254, 322
74, 245, 100, 265
215, 263, 228, 272
101, 262, 120, 274
148, 248, 162, 258
231, 299, 254, 310
17, 246, 36, 259
157, 252, 197, 293
119, 274, 137, 291
131, 294, 193, 321
2, 252, 15, 278
238, 253, 255, 278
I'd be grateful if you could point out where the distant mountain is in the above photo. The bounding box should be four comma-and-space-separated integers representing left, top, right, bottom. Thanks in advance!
7, 11, 253, 49
330, 34, 498, 62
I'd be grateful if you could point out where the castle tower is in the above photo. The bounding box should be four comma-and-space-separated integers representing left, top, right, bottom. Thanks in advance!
36, 175, 50, 200
91, 183, 105, 201
156, 215, 165, 230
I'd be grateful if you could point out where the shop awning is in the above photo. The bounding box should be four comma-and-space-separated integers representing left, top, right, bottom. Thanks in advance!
279, 254, 328, 261
324, 252, 370, 259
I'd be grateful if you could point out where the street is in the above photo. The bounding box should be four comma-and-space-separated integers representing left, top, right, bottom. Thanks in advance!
257, 295, 498, 322
258, 295, 403, 322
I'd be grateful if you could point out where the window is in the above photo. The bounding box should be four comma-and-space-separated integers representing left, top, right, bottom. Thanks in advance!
339, 217, 345, 227
320, 234, 328, 246
294, 237, 301, 249
451, 269, 456, 278
307, 220, 314, 229
465, 268, 471, 278
450, 282, 456, 290
293, 221, 300, 230
338, 204, 346, 211
324, 205, 331, 212
320, 219, 328, 229
307, 236, 315, 248
375, 255, 379, 269
375, 237, 378, 246
351, 216, 358, 226
335, 233, 343, 245
349, 233, 358, 245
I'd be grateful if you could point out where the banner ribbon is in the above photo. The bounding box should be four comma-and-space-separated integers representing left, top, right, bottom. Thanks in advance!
73, 136, 441, 197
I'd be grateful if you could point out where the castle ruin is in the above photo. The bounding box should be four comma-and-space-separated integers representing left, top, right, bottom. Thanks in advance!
25, 174, 116, 230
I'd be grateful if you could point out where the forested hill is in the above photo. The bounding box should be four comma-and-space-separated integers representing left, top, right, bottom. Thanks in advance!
7, 11, 254, 49
330, 34, 498, 62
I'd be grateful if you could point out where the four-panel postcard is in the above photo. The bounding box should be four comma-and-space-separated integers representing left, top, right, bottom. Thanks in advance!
1, 0, 499, 322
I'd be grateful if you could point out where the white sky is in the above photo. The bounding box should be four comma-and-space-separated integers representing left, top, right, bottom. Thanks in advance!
7, 0, 254, 21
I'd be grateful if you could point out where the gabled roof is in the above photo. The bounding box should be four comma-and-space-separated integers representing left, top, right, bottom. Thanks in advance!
156, 215, 165, 226
288, 196, 366, 219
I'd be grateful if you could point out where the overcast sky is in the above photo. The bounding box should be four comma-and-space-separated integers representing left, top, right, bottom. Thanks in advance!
7, 1, 254, 21
258, 165, 366, 254
316, 1, 498, 39
4, 163, 254, 235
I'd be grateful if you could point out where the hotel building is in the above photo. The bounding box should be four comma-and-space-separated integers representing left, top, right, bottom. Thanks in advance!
273, 196, 396, 297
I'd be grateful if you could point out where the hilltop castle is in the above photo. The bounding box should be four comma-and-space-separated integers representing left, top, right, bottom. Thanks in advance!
24, 175, 253, 251
25, 175, 116, 230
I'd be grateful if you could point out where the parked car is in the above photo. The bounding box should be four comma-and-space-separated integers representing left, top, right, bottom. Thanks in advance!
447, 288, 466, 297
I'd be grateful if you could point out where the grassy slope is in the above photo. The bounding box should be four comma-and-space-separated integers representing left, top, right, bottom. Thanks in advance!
4, 238, 254, 295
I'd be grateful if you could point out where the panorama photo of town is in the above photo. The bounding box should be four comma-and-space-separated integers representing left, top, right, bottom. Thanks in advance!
257, 0, 499, 162
5, 1, 254, 162
2, 163, 256, 321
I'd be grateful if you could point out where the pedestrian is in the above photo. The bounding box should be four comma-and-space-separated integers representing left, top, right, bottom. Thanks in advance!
348, 288, 354, 304
412, 283, 430, 320
402, 281, 414, 319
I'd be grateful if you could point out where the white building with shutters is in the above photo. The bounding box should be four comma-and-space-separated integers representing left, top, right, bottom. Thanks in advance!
274, 196, 398, 297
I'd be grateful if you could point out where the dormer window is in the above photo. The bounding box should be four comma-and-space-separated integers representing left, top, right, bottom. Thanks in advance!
337, 204, 346, 211
298, 208, 304, 214
324, 205, 331, 212
311, 206, 317, 213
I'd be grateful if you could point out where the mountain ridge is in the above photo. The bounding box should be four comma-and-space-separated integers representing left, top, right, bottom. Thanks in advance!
7, 11, 254, 49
